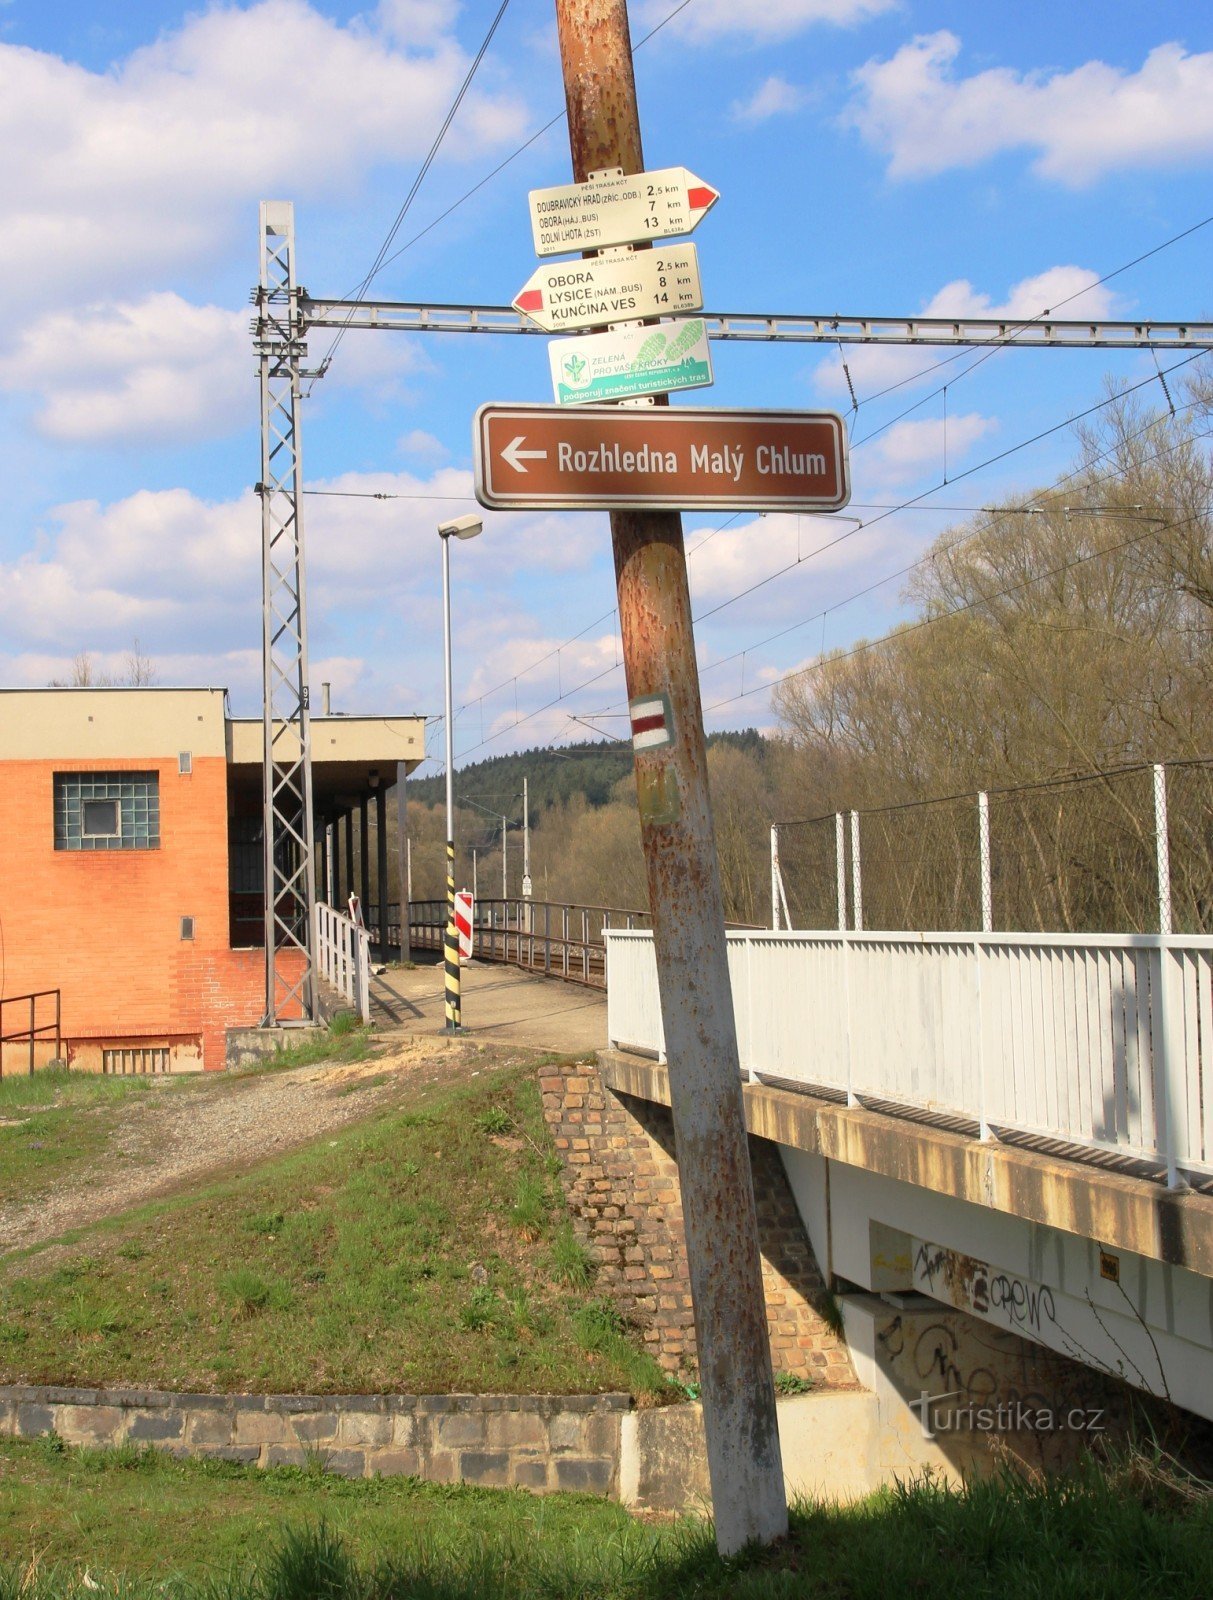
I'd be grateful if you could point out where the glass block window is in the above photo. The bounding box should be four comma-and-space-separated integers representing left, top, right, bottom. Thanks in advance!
54, 772, 160, 851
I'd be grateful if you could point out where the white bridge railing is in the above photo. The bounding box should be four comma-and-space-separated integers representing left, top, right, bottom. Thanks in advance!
314, 903, 371, 1024
604, 929, 1213, 1185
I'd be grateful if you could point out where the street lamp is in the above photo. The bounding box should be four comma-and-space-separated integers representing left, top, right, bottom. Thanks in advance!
438, 513, 482, 1030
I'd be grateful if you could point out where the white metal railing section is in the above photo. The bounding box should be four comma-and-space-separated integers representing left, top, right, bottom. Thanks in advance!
604, 928, 1213, 1187
314, 902, 371, 1023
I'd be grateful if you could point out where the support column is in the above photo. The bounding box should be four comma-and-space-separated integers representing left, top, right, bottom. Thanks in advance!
396, 763, 412, 963
344, 810, 355, 915
376, 786, 389, 959
360, 797, 372, 921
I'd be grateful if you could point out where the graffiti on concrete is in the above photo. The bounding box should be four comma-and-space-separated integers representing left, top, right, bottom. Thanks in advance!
912, 1241, 1059, 1336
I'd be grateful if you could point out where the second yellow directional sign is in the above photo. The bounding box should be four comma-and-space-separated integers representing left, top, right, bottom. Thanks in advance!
513, 245, 702, 333
474, 404, 850, 513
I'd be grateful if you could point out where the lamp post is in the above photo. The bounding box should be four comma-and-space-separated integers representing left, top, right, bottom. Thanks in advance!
438, 513, 482, 1030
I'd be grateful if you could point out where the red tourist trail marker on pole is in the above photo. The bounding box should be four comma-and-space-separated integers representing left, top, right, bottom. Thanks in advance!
473, 403, 850, 513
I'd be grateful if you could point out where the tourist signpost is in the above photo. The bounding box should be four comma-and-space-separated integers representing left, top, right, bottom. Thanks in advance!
512, 244, 702, 333
473, 403, 850, 512
529, 165, 719, 255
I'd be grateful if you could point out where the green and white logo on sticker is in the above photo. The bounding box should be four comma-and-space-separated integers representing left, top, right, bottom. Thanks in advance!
548, 318, 714, 407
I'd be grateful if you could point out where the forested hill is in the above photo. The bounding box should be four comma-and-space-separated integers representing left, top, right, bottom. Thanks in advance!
407, 731, 771, 813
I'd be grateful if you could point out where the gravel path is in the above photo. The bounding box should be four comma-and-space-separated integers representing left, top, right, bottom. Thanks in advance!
0, 1038, 495, 1258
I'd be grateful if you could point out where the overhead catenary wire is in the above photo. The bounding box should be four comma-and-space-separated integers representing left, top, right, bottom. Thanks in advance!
698, 504, 1209, 720
440, 357, 1211, 760
308, 0, 515, 391
362, 0, 697, 288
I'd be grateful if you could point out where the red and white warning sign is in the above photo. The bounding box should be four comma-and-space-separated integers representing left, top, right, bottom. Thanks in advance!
630, 692, 673, 752
454, 889, 474, 961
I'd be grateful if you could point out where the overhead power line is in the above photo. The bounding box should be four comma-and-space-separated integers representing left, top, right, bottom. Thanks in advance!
442, 359, 1211, 762
309, 0, 515, 389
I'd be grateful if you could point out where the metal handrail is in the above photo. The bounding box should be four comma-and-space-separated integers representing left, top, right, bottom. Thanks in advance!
376, 897, 763, 990
0, 990, 62, 1077
395, 898, 649, 990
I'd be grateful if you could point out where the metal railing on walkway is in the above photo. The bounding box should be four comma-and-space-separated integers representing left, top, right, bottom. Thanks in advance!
314, 903, 371, 1023
402, 899, 651, 990
0, 990, 61, 1077
605, 927, 1213, 1188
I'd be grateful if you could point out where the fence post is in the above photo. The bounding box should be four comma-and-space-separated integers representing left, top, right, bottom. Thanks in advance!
850, 811, 863, 932
545, 902, 552, 975
770, 826, 780, 931
28, 994, 35, 1076
1154, 764, 1172, 936
978, 791, 993, 934
835, 813, 846, 931
975, 936, 991, 1141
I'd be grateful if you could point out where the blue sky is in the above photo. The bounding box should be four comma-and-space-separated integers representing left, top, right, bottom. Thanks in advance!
1, 0, 1210, 771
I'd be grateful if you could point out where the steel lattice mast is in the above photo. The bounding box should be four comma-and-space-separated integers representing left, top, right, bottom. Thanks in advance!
255, 201, 317, 1026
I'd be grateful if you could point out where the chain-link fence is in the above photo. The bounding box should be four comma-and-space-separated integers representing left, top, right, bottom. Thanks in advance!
772, 759, 1213, 935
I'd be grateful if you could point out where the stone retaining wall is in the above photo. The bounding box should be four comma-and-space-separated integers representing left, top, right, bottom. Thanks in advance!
0, 1387, 625, 1497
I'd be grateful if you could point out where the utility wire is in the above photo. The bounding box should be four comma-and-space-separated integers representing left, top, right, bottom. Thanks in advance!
689, 349, 1206, 630
699, 504, 1207, 718
445, 360, 1211, 756
333, 0, 696, 302
309, 0, 515, 391
837, 209, 1213, 420
613, 389, 1213, 703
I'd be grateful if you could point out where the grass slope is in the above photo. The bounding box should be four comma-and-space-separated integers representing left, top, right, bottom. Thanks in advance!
0, 1069, 164, 1207
1, 1438, 1210, 1598
0, 1023, 373, 1209
0, 1060, 664, 1398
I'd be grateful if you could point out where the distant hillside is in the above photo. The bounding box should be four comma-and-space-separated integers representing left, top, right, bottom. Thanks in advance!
407, 731, 773, 814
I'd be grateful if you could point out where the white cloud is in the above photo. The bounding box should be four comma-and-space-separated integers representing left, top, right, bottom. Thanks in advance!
0, 295, 247, 444
731, 77, 808, 123
0, 291, 431, 447
687, 511, 894, 613
0, 0, 529, 309
865, 412, 996, 482
846, 32, 1213, 184
397, 429, 448, 462
0, 471, 601, 668
637, 0, 895, 44
813, 265, 1119, 401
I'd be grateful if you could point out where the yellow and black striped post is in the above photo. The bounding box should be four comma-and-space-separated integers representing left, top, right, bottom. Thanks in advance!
443, 837, 461, 1030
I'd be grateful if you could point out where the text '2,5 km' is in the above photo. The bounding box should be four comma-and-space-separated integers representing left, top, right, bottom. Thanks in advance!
473, 405, 851, 512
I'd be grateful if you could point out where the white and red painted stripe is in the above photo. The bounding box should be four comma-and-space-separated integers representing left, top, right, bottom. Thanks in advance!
630, 693, 673, 752
454, 890, 474, 960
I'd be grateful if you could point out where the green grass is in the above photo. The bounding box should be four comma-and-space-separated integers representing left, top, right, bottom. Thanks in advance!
238, 1019, 378, 1074
0, 1063, 666, 1399
0, 1023, 374, 1207
0, 1068, 165, 1206
0, 1438, 1209, 1598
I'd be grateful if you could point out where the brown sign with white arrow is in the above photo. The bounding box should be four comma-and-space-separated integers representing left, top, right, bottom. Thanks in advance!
473, 403, 850, 512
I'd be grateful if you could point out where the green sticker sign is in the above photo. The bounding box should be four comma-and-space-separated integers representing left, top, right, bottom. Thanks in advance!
548, 318, 713, 406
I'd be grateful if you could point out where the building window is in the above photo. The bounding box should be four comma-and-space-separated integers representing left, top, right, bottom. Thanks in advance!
54, 773, 160, 851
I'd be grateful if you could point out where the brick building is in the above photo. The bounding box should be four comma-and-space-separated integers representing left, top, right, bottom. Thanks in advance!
0, 688, 423, 1073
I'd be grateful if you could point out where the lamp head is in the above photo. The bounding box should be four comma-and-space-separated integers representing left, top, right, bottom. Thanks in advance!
438, 514, 483, 541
